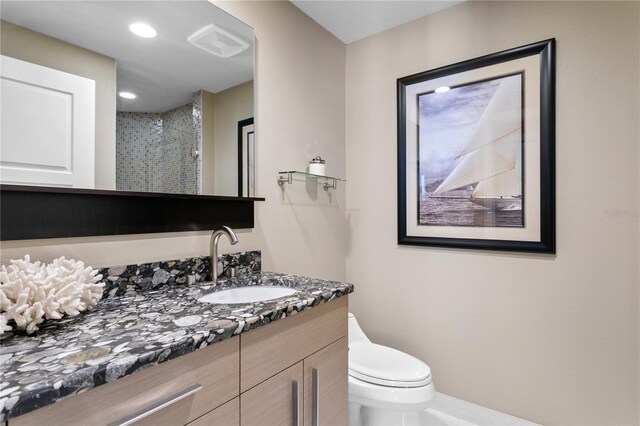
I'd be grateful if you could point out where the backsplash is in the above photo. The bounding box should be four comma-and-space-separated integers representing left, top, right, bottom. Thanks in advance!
99, 250, 261, 298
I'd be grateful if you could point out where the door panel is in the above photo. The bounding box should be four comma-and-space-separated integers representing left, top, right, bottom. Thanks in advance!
1, 55, 95, 188
304, 338, 348, 426
241, 362, 303, 426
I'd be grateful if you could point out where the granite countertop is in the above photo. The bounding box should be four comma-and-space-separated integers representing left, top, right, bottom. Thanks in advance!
0, 272, 354, 421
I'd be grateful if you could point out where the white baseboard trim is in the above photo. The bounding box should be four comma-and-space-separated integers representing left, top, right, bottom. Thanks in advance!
422, 393, 538, 426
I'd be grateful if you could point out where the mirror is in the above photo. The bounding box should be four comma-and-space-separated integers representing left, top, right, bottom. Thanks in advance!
0, 0, 256, 197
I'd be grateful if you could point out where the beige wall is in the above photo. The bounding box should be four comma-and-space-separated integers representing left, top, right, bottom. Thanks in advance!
215, 81, 254, 196
0, 21, 117, 190
345, 1, 639, 425
201, 89, 217, 195
1, 1, 347, 283
200, 81, 255, 196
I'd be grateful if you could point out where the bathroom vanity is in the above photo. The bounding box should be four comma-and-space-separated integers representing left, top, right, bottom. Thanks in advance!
0, 268, 353, 426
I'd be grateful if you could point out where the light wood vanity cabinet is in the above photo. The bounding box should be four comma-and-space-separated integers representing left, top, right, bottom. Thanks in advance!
8, 297, 348, 426
239, 296, 348, 426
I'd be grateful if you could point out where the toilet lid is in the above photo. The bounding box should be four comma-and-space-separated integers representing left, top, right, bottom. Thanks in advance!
349, 342, 432, 388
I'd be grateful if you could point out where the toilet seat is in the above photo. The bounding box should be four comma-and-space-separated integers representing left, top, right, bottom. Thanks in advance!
348, 342, 432, 388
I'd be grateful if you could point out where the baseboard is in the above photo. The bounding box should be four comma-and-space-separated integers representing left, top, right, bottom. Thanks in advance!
422, 393, 538, 426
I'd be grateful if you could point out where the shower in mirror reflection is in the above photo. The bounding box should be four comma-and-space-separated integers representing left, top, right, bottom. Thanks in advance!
115, 93, 201, 194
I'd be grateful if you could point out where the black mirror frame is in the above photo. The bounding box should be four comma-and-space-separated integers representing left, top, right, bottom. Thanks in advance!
0, 185, 264, 240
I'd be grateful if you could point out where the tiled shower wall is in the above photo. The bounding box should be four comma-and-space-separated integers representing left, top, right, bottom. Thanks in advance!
193, 91, 203, 194
116, 101, 199, 194
115, 112, 162, 192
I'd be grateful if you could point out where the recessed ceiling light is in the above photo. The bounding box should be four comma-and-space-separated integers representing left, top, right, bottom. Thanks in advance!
129, 23, 157, 38
119, 91, 137, 99
434, 86, 450, 94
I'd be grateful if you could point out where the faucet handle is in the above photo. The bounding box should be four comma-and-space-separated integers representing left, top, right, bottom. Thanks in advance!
226, 266, 237, 278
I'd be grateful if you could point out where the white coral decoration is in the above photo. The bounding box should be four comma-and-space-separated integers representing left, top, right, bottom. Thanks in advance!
0, 255, 104, 335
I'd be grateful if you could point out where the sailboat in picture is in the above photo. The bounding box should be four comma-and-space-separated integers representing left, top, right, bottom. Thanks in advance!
431, 75, 523, 211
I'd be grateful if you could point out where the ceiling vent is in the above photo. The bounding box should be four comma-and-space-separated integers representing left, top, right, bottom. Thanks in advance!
187, 24, 249, 58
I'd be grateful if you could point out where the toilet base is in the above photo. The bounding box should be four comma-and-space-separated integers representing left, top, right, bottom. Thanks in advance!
350, 402, 424, 426
349, 376, 435, 410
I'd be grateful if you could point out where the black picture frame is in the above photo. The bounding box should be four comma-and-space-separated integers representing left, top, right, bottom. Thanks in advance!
397, 39, 555, 253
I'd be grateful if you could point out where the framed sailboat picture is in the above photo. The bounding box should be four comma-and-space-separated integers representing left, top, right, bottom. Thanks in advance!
397, 39, 555, 253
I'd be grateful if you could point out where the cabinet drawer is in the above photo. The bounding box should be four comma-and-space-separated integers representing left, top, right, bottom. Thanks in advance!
123, 386, 201, 426
240, 296, 347, 392
10, 337, 239, 426
187, 397, 239, 426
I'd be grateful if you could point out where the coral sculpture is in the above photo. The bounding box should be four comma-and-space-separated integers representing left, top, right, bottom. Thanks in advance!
0, 256, 104, 335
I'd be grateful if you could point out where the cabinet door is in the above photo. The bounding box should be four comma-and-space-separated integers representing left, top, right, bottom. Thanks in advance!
304, 338, 348, 426
241, 362, 303, 426
187, 397, 239, 426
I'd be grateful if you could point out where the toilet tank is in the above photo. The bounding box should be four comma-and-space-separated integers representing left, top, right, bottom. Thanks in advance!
348, 313, 371, 345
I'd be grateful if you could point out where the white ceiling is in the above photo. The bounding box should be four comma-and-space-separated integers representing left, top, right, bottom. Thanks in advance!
1, 1, 254, 113
291, 0, 463, 44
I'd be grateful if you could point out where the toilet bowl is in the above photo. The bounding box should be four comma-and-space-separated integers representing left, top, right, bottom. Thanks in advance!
348, 313, 435, 426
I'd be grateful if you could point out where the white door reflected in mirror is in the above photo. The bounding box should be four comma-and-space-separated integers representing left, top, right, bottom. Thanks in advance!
0, 55, 95, 188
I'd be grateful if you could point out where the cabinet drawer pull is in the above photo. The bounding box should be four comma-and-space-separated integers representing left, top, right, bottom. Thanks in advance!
108, 383, 203, 426
292, 380, 300, 426
312, 368, 320, 426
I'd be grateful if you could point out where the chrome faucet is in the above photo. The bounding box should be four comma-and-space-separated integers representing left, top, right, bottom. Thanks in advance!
210, 226, 239, 283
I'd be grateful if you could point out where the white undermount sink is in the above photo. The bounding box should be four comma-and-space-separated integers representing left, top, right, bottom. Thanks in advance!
197, 286, 297, 304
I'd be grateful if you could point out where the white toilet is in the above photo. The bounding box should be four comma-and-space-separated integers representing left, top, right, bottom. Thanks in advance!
348, 313, 435, 426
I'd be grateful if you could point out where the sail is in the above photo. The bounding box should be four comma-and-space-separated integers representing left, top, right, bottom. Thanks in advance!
432, 74, 522, 196
433, 130, 519, 194
456, 75, 521, 158
472, 169, 521, 198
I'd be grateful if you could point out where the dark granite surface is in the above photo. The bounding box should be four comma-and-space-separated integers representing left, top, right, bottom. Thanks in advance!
99, 251, 262, 298
0, 271, 353, 421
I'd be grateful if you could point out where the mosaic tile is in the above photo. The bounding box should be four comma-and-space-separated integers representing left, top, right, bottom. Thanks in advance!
116, 97, 200, 194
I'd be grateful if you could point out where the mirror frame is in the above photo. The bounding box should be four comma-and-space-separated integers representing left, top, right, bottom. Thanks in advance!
0, 184, 264, 240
